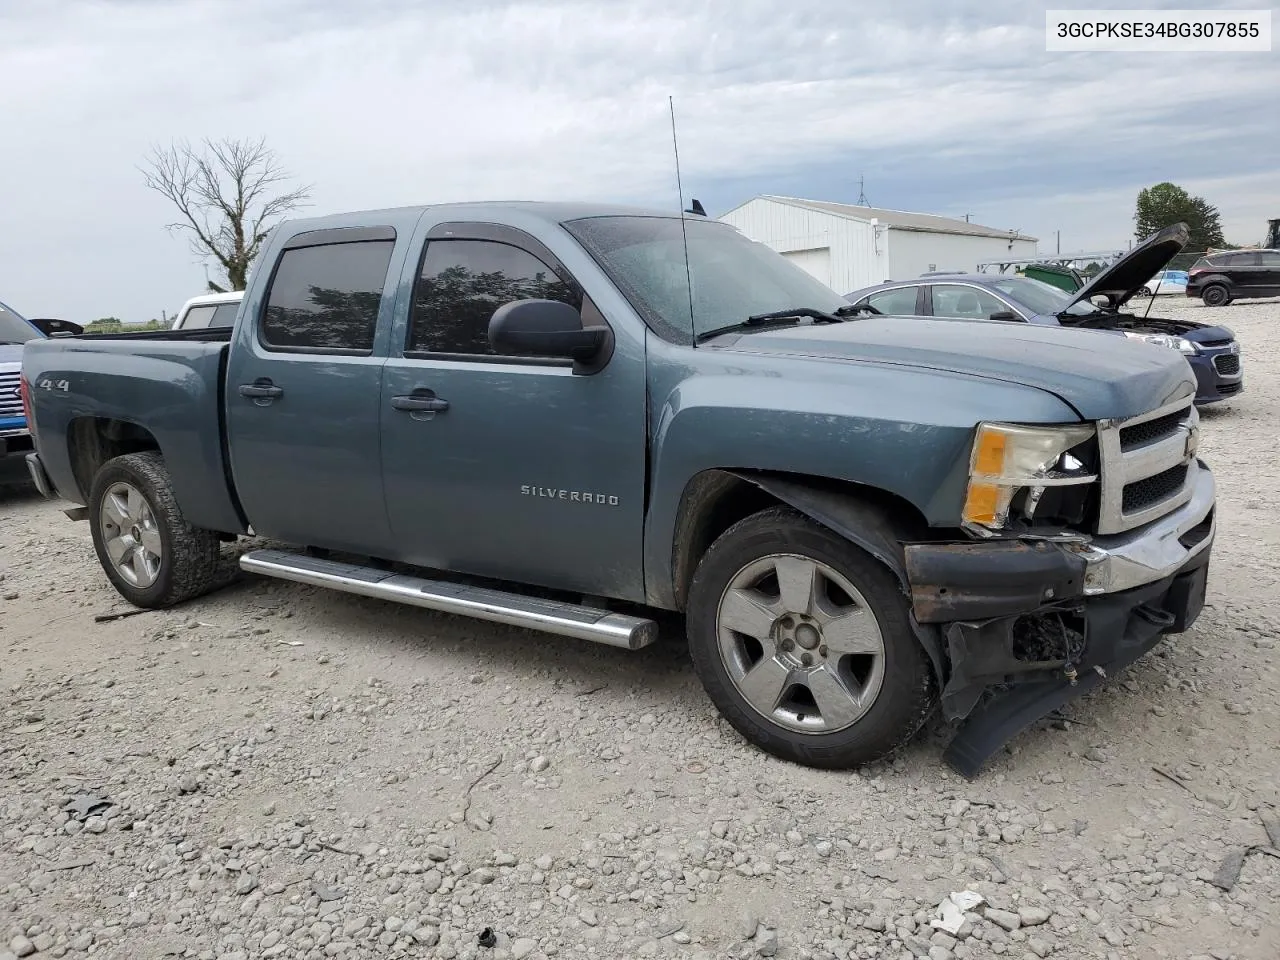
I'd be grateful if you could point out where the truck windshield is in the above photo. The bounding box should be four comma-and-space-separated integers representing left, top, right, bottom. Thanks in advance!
563, 216, 849, 344
0, 300, 42, 344
989, 277, 1097, 318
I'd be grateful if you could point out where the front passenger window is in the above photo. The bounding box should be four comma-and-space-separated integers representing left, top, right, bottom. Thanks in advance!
407, 239, 581, 356
931, 284, 1010, 320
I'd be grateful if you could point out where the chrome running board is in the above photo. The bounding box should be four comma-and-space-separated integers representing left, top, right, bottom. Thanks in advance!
239, 549, 657, 650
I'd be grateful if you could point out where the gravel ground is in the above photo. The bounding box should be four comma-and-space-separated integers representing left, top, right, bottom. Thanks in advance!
2, 296, 1278, 960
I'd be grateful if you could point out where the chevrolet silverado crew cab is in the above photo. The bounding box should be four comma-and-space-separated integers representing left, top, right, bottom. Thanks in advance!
22, 202, 1216, 777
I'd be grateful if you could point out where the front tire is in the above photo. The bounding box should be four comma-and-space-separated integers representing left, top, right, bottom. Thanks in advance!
1201, 284, 1231, 307
686, 506, 935, 768
89, 452, 223, 608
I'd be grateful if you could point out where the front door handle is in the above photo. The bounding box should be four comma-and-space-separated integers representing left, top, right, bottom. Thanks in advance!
391, 393, 449, 413
239, 380, 284, 401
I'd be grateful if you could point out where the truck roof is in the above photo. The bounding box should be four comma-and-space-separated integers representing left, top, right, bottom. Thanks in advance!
181, 291, 243, 308
279, 200, 699, 233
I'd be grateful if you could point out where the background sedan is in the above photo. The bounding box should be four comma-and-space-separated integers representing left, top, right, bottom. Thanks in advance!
845, 273, 1242, 405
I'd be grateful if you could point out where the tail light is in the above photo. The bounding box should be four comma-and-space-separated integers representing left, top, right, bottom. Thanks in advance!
19, 375, 35, 438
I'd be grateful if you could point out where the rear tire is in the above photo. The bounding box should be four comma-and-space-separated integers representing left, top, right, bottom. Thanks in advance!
686, 506, 935, 768
1201, 284, 1230, 307
88, 452, 224, 608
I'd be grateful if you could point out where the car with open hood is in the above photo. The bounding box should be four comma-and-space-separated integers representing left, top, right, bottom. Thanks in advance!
845, 223, 1243, 405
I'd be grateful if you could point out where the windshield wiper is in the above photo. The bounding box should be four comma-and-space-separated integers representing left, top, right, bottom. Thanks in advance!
695, 303, 877, 344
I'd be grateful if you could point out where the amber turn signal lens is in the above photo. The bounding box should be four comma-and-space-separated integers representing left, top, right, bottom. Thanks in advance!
962, 482, 1000, 525
971, 429, 1007, 477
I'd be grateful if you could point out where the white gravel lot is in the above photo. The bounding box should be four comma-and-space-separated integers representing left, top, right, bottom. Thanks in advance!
1, 296, 1278, 960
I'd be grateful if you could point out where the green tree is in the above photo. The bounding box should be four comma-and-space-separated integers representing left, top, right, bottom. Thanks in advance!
141, 137, 311, 292
1134, 182, 1226, 266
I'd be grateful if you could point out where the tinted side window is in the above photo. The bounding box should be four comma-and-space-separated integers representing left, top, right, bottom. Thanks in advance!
865, 287, 918, 315
1258, 252, 1280, 266
408, 239, 580, 356
931, 284, 1009, 320
210, 302, 240, 327
261, 240, 395, 352
1224, 252, 1260, 267
181, 305, 216, 329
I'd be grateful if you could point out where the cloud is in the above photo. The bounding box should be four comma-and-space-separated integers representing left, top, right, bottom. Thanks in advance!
0, 0, 1275, 320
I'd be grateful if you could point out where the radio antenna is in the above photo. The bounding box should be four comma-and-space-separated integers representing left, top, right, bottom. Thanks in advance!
669, 96, 697, 345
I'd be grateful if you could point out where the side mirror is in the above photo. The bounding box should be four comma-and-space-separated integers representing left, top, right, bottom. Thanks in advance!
988, 310, 1018, 322
29, 317, 83, 338
488, 299, 608, 364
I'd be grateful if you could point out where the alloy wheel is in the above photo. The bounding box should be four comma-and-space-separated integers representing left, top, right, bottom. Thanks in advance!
715, 553, 886, 734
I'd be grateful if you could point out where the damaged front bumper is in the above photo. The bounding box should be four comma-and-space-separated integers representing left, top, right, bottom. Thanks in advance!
904, 461, 1216, 778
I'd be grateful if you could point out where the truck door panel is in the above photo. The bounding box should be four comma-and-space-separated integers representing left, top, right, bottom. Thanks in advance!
225, 229, 400, 554
379, 225, 647, 600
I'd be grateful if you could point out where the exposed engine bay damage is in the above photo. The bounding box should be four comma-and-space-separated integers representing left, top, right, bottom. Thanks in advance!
901, 536, 1211, 779
938, 609, 1086, 721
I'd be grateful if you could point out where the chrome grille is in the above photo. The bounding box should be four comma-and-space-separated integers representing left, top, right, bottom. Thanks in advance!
1119, 410, 1185, 450
1122, 463, 1189, 513
0, 371, 22, 418
1096, 396, 1198, 535
1213, 354, 1241, 376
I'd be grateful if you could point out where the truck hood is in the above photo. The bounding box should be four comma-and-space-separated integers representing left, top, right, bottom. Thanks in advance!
706, 316, 1195, 421
1062, 221, 1188, 312
0, 343, 24, 366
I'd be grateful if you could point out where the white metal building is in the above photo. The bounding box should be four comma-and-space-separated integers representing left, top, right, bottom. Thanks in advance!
719, 195, 1039, 294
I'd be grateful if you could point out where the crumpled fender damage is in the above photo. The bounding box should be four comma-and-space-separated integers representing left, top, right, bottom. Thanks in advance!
726, 471, 947, 685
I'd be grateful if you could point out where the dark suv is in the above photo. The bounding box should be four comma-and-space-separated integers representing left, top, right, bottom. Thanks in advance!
1186, 249, 1280, 306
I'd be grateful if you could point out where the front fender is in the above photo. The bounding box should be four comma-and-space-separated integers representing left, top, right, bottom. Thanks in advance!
641, 358, 1080, 611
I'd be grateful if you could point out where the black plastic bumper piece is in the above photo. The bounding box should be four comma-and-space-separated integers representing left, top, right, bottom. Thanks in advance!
941, 544, 1211, 779
904, 539, 1087, 623
24, 451, 55, 498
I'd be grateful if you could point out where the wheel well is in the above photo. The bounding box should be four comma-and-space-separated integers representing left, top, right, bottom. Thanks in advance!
68, 417, 161, 500
670, 469, 930, 610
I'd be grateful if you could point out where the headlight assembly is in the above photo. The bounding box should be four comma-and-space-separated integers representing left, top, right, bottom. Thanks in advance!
1121, 331, 1199, 355
962, 422, 1098, 534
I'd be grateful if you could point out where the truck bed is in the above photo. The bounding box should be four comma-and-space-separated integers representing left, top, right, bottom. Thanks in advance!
21, 334, 244, 534
69, 327, 234, 342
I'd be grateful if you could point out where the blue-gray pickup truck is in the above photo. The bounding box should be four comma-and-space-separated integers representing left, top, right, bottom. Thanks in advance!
21, 202, 1217, 776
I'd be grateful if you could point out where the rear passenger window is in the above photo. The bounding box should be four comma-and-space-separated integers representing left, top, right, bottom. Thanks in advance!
865, 287, 918, 315
261, 241, 395, 353
1223, 252, 1260, 266
181, 305, 216, 329
210, 302, 240, 327
407, 239, 581, 356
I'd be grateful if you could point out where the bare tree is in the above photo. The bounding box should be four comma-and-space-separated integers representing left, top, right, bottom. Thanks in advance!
141, 137, 312, 291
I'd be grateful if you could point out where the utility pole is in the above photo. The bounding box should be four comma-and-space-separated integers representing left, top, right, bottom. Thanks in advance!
963, 213, 973, 223
1056, 230, 1060, 254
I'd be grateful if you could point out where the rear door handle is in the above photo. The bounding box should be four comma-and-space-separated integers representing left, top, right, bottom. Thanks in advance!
391, 393, 449, 413
239, 380, 283, 400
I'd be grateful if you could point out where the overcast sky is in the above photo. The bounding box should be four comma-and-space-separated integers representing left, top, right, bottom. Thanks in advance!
1, 0, 1276, 322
